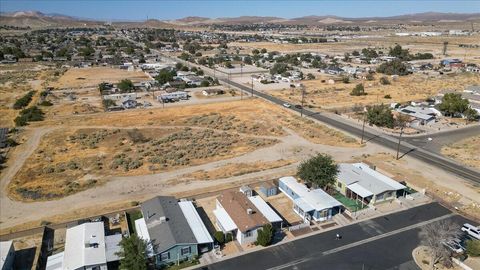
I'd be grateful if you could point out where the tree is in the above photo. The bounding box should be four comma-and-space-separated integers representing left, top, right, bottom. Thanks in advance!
116, 234, 148, 270
464, 108, 479, 122
213, 231, 225, 245
466, 239, 480, 257
350, 84, 367, 96
200, 80, 210, 87
342, 76, 350, 84
117, 79, 134, 93
260, 48, 267, 54
439, 93, 469, 117
252, 49, 260, 55
388, 44, 410, 60
270, 63, 289, 75
419, 220, 462, 269
377, 60, 409, 75
366, 104, 394, 128
395, 113, 410, 128
306, 73, 315, 80
297, 153, 338, 189
255, 224, 273, 247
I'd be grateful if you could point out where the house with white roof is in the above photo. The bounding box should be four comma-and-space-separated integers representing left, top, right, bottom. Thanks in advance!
278, 176, 343, 223
45, 222, 121, 270
396, 105, 440, 126
135, 196, 213, 267
336, 163, 406, 207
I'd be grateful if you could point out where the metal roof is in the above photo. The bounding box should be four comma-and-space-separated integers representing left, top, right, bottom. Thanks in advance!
248, 195, 282, 223
213, 208, 238, 232
338, 163, 406, 196
0, 241, 13, 269
63, 222, 107, 270
347, 183, 374, 198
46, 252, 64, 270
279, 177, 342, 211
178, 201, 213, 244
105, 235, 122, 262
141, 196, 197, 254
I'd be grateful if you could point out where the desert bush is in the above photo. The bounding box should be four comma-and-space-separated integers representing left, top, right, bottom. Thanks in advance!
13, 90, 35, 109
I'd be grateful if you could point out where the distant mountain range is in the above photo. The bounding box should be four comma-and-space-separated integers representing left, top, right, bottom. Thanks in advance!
1, 11, 479, 28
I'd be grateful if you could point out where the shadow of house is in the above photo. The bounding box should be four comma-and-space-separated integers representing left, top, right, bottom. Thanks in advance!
14, 247, 36, 270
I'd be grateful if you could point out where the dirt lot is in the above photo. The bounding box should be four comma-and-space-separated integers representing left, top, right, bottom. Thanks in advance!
441, 135, 480, 169
9, 126, 278, 201
264, 192, 303, 225
267, 72, 480, 110
179, 159, 294, 182
51, 67, 150, 89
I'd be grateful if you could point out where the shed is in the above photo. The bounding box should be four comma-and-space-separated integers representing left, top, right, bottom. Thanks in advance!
239, 185, 253, 197
259, 182, 277, 197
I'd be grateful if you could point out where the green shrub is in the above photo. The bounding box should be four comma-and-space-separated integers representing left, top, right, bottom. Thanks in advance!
39, 100, 53, 106
13, 91, 36, 109
380, 76, 390, 85
466, 239, 480, 257
213, 231, 225, 244
350, 84, 367, 96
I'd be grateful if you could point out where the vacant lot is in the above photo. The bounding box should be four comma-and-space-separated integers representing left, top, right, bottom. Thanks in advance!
51, 67, 150, 89
268, 72, 480, 110
441, 135, 480, 169
9, 127, 278, 201
179, 159, 295, 181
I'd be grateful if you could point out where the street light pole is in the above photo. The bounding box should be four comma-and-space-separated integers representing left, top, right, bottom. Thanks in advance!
396, 127, 404, 160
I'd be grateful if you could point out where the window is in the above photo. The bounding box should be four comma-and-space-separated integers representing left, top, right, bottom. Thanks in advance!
160, 252, 170, 261
181, 247, 191, 255
245, 230, 252, 238
337, 182, 342, 188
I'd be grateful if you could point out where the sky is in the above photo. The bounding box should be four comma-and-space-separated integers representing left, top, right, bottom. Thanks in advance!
1, 0, 479, 21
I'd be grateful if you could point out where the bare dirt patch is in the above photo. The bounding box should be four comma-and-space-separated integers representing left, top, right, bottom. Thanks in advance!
51, 67, 150, 89
441, 135, 480, 169
9, 127, 278, 201
178, 159, 295, 181
269, 73, 480, 110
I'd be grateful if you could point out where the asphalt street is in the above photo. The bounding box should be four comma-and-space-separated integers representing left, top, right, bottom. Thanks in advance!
404, 124, 480, 153
198, 203, 470, 270
224, 78, 480, 183
139, 44, 480, 183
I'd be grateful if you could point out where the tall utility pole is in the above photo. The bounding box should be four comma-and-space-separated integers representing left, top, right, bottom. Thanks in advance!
300, 85, 305, 117
361, 112, 367, 144
396, 127, 404, 160
251, 77, 254, 97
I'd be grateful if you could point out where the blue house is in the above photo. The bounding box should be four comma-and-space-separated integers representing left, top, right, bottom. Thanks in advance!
136, 196, 213, 267
279, 176, 342, 223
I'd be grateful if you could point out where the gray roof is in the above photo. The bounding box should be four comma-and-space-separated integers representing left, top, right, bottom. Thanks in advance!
141, 196, 197, 254
337, 163, 405, 195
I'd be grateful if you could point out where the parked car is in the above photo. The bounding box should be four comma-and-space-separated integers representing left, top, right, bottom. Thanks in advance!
461, 223, 480, 240
443, 240, 465, 254
294, 104, 302, 109
283, 103, 291, 108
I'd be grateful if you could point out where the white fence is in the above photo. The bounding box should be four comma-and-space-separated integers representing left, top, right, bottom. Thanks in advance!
288, 223, 310, 232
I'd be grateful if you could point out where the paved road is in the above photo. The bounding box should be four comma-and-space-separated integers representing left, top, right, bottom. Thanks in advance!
132, 41, 480, 183
222, 78, 480, 183
198, 203, 470, 270
404, 124, 480, 153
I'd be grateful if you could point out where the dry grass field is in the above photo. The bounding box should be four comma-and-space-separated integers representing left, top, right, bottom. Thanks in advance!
51, 67, 150, 89
178, 159, 295, 182
10, 99, 360, 201
441, 135, 480, 169
268, 72, 480, 110
9, 126, 278, 201
231, 35, 480, 64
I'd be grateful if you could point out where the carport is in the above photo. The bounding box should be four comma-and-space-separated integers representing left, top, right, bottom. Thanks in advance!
346, 183, 373, 207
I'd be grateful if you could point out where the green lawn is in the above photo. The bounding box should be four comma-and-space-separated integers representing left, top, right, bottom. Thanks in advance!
126, 210, 143, 235
333, 192, 368, 211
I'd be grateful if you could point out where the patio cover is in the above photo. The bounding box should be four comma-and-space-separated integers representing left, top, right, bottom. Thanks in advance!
348, 183, 374, 198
